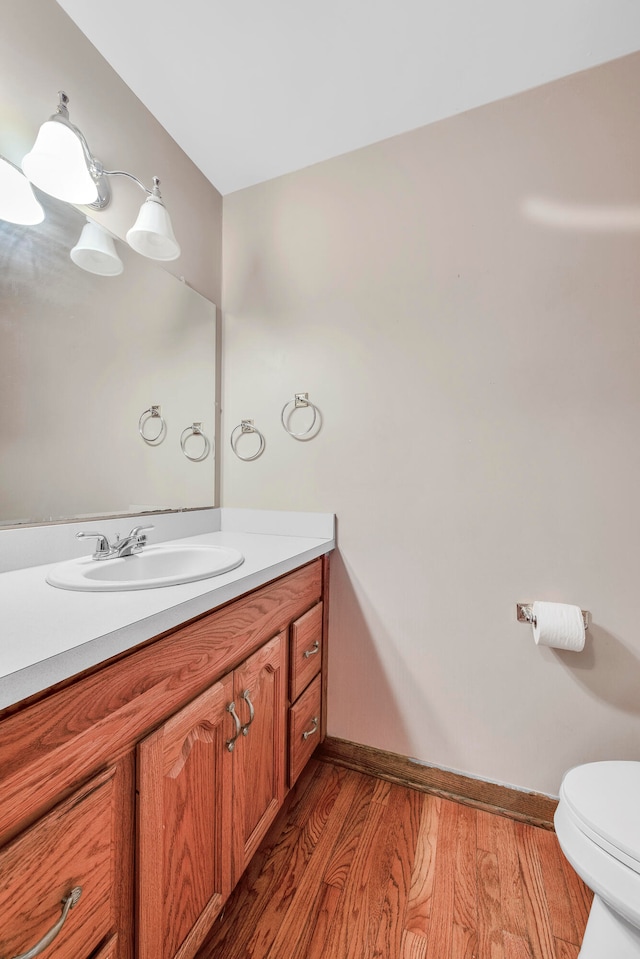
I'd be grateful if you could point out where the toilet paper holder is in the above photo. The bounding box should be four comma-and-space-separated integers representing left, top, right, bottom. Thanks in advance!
516, 603, 591, 630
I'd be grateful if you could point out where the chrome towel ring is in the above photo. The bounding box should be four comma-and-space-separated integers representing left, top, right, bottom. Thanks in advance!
230, 420, 266, 461
138, 405, 166, 445
280, 392, 320, 440
180, 422, 211, 461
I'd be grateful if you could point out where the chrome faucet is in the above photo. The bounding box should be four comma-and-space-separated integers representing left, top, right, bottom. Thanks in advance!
76, 525, 154, 560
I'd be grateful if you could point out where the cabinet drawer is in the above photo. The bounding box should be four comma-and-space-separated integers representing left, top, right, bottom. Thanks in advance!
289, 602, 323, 702
0, 769, 117, 959
288, 674, 322, 787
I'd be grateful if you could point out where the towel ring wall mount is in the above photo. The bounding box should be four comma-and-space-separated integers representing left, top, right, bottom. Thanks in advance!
280, 392, 320, 440
180, 422, 211, 461
138, 405, 166, 445
230, 420, 266, 461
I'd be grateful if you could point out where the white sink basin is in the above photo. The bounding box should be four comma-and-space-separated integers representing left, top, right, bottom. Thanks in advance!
46, 544, 245, 591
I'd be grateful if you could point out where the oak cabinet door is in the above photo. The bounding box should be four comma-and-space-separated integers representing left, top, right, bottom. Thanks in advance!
137, 672, 234, 959
231, 631, 287, 884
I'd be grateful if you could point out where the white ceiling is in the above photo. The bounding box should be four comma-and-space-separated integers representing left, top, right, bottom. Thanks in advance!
56, 0, 640, 196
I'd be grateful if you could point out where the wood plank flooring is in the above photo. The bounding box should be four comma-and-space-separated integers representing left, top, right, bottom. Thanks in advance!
197, 759, 592, 959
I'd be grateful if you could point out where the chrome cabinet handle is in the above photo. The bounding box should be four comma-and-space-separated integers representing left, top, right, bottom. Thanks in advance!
11, 887, 82, 959
303, 640, 320, 659
302, 717, 319, 741
241, 690, 255, 736
226, 702, 242, 752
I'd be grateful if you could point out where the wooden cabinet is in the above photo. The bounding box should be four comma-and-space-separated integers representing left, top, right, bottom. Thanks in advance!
0, 556, 328, 959
0, 763, 130, 959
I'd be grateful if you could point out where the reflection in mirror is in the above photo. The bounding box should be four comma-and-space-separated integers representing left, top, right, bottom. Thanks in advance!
0, 180, 216, 528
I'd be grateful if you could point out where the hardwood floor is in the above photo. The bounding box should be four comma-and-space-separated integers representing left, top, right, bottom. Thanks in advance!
198, 759, 592, 959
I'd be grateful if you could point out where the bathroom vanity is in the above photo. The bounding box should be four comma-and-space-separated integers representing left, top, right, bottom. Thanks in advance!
0, 511, 333, 959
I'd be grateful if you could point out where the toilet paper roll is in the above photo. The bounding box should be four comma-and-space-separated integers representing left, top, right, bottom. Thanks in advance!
532, 601, 585, 652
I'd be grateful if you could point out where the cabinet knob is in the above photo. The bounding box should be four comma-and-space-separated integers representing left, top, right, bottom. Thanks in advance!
11, 887, 82, 959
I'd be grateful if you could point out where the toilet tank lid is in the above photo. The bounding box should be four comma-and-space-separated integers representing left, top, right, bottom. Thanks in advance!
560, 761, 640, 869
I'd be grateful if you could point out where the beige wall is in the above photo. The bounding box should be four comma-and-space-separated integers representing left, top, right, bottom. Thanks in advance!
222, 52, 640, 796
0, 0, 222, 303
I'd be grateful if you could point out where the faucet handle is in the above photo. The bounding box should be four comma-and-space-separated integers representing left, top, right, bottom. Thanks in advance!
128, 524, 154, 537
128, 525, 154, 548
76, 531, 111, 558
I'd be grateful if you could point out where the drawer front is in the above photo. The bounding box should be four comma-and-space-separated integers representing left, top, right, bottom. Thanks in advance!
289, 602, 323, 703
0, 768, 117, 959
288, 674, 322, 787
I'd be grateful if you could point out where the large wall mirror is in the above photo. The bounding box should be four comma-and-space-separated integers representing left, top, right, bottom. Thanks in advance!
0, 183, 216, 528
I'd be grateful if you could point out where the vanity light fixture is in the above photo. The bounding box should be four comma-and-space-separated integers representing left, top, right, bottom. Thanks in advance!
124, 175, 180, 260
22, 91, 180, 261
0, 156, 44, 225
22, 92, 108, 205
70, 217, 124, 276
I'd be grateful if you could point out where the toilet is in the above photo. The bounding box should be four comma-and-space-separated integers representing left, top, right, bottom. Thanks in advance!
554, 761, 640, 958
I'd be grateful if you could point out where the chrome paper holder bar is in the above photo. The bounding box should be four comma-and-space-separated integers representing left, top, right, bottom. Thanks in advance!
516, 603, 591, 630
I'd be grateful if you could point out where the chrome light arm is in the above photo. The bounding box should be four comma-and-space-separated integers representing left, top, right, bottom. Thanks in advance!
29, 93, 168, 214
101, 171, 165, 201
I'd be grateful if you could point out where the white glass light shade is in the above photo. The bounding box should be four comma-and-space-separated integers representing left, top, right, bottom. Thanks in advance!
0, 157, 45, 225
126, 195, 180, 260
70, 218, 123, 276
22, 119, 99, 204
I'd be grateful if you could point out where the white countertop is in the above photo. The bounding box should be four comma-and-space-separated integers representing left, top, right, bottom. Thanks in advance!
0, 508, 335, 710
